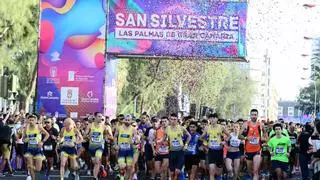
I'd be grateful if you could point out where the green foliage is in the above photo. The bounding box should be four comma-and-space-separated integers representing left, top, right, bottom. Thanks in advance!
0, 0, 39, 101
117, 59, 254, 118
297, 40, 320, 115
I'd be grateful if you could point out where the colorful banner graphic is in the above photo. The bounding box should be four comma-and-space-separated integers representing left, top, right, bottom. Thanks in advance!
107, 0, 247, 59
104, 57, 118, 118
36, 0, 106, 118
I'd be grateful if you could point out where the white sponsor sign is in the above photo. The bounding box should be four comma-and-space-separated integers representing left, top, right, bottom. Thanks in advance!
60, 87, 79, 105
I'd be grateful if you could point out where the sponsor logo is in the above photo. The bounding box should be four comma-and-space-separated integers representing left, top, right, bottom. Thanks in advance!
68, 71, 75, 81
60, 87, 79, 105
81, 90, 99, 103
50, 67, 57, 78
40, 91, 59, 100
70, 112, 78, 119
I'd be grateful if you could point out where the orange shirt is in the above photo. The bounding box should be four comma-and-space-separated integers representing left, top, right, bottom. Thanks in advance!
155, 127, 169, 155
245, 121, 261, 153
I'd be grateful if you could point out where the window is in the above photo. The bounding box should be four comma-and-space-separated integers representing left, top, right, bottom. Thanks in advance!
288, 107, 294, 117
278, 106, 283, 116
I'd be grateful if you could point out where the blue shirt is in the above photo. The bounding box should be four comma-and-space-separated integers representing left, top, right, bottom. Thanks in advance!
184, 133, 202, 155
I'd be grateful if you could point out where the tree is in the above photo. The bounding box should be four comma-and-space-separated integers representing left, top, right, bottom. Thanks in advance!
297, 39, 320, 115
0, 0, 39, 112
117, 58, 254, 118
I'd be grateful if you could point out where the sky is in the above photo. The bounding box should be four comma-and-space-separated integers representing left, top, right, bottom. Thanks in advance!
246, 0, 320, 101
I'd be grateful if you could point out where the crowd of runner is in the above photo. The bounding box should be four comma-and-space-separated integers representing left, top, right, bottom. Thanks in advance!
1, 108, 320, 180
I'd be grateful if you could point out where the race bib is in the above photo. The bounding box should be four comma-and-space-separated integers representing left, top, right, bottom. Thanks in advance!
275, 147, 285, 154
209, 140, 221, 150
314, 161, 320, 174
187, 144, 196, 153
290, 138, 296, 144
263, 146, 268, 151
159, 145, 169, 153
63, 136, 74, 147
171, 139, 181, 148
28, 134, 38, 145
91, 132, 101, 143
230, 139, 240, 147
249, 137, 259, 145
119, 143, 131, 150
44, 145, 53, 151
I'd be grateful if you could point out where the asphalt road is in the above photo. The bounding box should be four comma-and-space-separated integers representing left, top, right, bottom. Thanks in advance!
0, 172, 303, 180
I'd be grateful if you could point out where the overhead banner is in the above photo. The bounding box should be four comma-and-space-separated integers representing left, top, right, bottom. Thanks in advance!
107, 0, 247, 60
36, 0, 106, 118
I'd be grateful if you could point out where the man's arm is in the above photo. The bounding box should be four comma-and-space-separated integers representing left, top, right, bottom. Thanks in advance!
222, 126, 230, 137
104, 125, 113, 141
199, 127, 208, 142
39, 125, 50, 146
182, 127, 191, 147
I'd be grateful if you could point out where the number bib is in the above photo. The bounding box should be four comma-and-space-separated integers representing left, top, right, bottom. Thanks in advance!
275, 147, 285, 154
171, 139, 181, 148
63, 136, 74, 147
314, 161, 320, 174
44, 145, 53, 151
290, 137, 296, 144
209, 140, 221, 150
28, 134, 38, 145
249, 137, 259, 145
119, 143, 131, 150
230, 139, 240, 147
91, 132, 101, 143
187, 144, 196, 153
159, 145, 169, 154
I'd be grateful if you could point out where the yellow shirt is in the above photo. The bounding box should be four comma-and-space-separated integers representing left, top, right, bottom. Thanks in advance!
167, 125, 183, 151
62, 129, 76, 147
89, 124, 104, 147
26, 126, 41, 148
207, 125, 223, 150
118, 125, 133, 150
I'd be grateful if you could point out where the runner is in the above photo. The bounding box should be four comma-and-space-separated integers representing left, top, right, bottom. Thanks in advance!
225, 122, 244, 180
43, 117, 59, 179
200, 113, 229, 180
58, 118, 83, 180
166, 113, 191, 180
153, 117, 169, 180
144, 116, 157, 179
288, 122, 298, 176
198, 119, 209, 179
267, 123, 291, 180
114, 114, 137, 180
85, 112, 113, 180
241, 109, 262, 180
131, 121, 142, 180
261, 123, 271, 178
184, 121, 202, 180
237, 118, 246, 176
23, 114, 50, 180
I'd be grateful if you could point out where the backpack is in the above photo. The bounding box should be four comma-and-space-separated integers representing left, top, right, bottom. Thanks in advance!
0, 125, 13, 144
